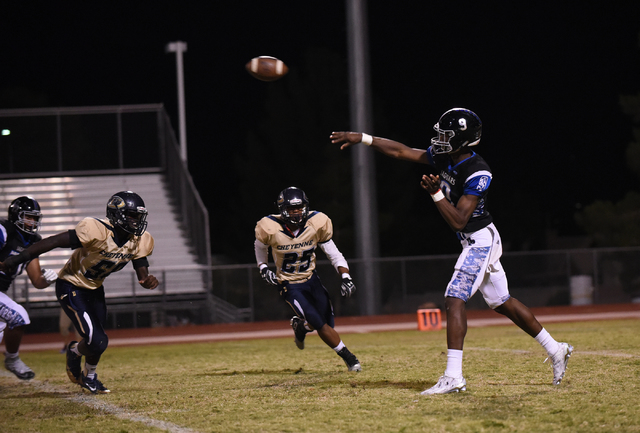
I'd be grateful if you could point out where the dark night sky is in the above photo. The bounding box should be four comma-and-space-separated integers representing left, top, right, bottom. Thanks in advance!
2, 2, 640, 261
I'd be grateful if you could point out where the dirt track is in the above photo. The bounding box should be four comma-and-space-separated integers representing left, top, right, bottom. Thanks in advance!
11, 303, 640, 352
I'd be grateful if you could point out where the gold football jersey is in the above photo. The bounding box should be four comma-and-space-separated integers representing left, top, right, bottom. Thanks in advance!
255, 211, 332, 283
59, 217, 154, 290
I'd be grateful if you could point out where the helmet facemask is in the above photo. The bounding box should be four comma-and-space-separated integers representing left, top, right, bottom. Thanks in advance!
15, 209, 42, 235
430, 126, 456, 154
122, 209, 148, 236
281, 204, 309, 226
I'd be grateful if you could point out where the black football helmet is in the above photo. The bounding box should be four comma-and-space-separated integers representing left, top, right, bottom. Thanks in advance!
276, 187, 309, 226
8, 196, 42, 235
431, 108, 482, 154
106, 191, 148, 236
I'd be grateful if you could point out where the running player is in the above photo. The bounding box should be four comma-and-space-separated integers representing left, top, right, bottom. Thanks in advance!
0, 191, 158, 393
254, 187, 361, 372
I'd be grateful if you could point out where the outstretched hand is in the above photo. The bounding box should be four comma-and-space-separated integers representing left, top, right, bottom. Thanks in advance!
330, 131, 364, 150
139, 274, 159, 290
420, 174, 441, 194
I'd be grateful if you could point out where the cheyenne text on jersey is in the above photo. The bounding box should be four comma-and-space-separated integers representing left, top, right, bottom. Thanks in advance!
277, 240, 314, 250
99, 250, 135, 260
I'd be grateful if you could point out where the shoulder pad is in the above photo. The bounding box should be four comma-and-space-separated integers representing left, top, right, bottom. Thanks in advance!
256, 215, 284, 234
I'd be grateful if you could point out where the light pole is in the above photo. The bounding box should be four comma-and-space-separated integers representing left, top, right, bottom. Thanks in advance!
1, 129, 12, 173
346, 0, 380, 315
165, 41, 188, 163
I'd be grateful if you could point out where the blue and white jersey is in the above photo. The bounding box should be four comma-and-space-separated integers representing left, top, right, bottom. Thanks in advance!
0, 219, 41, 292
427, 147, 493, 233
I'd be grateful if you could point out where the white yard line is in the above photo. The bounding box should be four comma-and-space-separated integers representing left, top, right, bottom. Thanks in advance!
0, 371, 201, 433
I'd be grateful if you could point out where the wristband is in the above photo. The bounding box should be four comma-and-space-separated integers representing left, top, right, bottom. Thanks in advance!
361, 133, 373, 146
431, 190, 445, 202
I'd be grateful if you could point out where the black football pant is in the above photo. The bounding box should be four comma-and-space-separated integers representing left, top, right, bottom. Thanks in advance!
56, 279, 109, 363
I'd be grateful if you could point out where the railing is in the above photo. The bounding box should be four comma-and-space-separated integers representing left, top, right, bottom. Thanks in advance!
12, 246, 640, 328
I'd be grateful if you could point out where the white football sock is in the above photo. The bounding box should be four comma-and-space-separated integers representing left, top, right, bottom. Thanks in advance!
444, 349, 463, 378
534, 328, 560, 357
4, 351, 18, 359
84, 363, 98, 380
333, 341, 346, 352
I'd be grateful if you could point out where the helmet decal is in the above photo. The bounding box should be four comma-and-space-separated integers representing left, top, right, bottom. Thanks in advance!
108, 196, 126, 210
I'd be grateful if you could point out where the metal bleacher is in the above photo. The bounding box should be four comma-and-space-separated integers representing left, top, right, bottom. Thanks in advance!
0, 104, 253, 326
0, 174, 217, 325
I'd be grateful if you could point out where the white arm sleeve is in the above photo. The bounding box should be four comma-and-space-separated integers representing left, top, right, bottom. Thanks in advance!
254, 239, 269, 270
319, 239, 349, 272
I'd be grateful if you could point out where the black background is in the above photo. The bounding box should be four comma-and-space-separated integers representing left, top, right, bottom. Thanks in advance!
2, 2, 640, 262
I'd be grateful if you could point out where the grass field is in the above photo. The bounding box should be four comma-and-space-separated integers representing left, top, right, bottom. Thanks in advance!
2, 319, 640, 433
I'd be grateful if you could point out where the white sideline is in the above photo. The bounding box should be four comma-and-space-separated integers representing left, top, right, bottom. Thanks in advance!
0, 371, 201, 433
16, 310, 640, 352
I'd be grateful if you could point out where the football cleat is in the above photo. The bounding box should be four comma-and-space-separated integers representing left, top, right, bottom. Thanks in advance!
420, 375, 467, 395
66, 341, 82, 384
545, 342, 573, 385
337, 347, 362, 372
4, 355, 35, 380
290, 316, 308, 350
80, 373, 110, 394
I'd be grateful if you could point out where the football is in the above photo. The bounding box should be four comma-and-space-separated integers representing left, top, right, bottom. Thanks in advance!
245, 56, 288, 82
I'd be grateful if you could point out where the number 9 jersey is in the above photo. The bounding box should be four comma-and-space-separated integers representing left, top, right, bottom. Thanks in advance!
59, 217, 154, 290
255, 211, 332, 284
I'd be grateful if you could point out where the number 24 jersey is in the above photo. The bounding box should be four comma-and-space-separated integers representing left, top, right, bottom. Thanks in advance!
59, 217, 154, 290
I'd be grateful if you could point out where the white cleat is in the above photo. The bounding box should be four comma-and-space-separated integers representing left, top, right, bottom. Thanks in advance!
546, 342, 573, 385
347, 361, 362, 372
4, 356, 35, 380
420, 375, 466, 395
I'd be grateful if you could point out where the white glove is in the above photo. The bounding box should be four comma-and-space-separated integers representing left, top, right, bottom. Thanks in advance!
42, 268, 58, 285
260, 267, 279, 286
341, 276, 356, 297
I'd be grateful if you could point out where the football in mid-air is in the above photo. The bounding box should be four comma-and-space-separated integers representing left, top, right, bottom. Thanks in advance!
245, 56, 288, 82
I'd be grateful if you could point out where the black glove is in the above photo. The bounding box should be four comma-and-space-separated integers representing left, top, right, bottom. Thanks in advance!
260, 267, 278, 286
341, 276, 356, 297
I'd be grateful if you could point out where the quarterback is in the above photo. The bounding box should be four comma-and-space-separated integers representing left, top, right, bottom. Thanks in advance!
0, 191, 158, 393
254, 187, 361, 372
331, 108, 573, 394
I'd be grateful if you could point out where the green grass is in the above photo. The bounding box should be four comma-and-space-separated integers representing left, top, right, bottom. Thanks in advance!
2, 319, 640, 433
